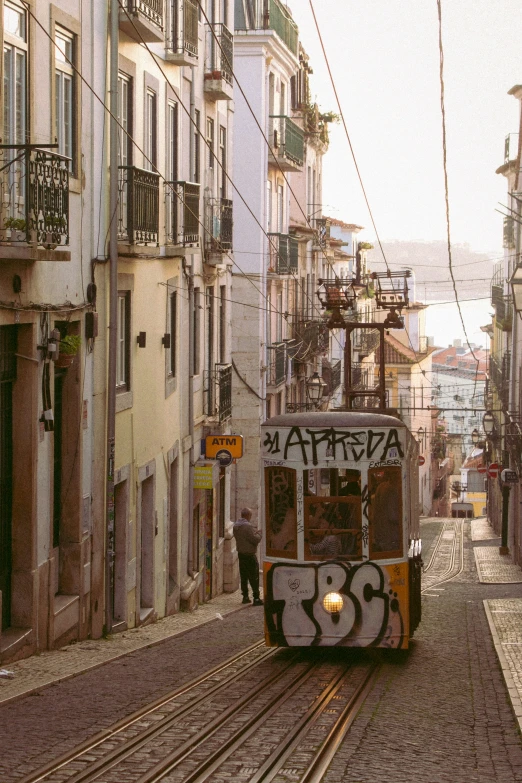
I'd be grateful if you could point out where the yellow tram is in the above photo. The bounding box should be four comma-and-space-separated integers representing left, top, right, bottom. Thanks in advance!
260, 411, 422, 649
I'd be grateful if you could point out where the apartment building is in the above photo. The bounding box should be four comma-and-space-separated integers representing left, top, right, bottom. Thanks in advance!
99, 0, 237, 630
0, 0, 101, 661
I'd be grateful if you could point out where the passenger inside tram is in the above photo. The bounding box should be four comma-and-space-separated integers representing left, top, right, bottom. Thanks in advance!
368, 466, 402, 556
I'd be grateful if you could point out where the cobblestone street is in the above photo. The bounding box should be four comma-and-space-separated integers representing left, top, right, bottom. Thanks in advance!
2, 518, 522, 783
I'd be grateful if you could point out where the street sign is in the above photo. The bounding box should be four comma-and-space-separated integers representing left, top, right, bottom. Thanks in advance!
418, 455, 425, 466
487, 462, 499, 479
501, 469, 518, 484
477, 466, 487, 474
205, 435, 243, 459
216, 449, 233, 467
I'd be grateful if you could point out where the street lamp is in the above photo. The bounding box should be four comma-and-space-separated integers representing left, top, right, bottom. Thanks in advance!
471, 429, 480, 445
483, 410, 495, 436
417, 427, 425, 451
306, 372, 326, 407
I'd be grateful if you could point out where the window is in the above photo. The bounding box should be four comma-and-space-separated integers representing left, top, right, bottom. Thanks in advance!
219, 285, 226, 363
54, 27, 74, 167
144, 89, 157, 170
277, 184, 284, 233
194, 109, 200, 183
304, 469, 362, 561
117, 73, 132, 167
167, 101, 178, 181
169, 291, 177, 377
266, 180, 272, 232
265, 467, 296, 558
207, 117, 214, 169
193, 287, 201, 375
117, 292, 131, 390
219, 125, 226, 198
368, 466, 402, 559
206, 285, 214, 408
3, 2, 27, 210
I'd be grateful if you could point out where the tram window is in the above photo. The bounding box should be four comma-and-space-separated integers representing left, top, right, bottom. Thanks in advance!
265, 467, 297, 558
368, 466, 403, 559
304, 469, 362, 561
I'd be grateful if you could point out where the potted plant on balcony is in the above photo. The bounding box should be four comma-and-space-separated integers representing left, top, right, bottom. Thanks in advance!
55, 334, 81, 368
3, 217, 27, 243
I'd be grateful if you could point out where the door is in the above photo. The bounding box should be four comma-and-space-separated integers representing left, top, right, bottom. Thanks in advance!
0, 326, 16, 630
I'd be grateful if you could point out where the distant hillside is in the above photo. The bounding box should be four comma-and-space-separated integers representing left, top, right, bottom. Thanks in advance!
366, 241, 496, 302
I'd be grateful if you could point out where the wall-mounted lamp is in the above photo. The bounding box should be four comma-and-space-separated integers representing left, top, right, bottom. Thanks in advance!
483, 410, 495, 436
306, 371, 326, 405
137, 332, 146, 348
510, 266, 522, 313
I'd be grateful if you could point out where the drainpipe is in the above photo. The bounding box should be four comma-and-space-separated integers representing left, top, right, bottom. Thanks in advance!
105, 0, 119, 633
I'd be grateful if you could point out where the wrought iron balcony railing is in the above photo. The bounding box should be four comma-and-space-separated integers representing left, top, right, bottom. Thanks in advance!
267, 343, 286, 386
269, 116, 304, 168
291, 319, 329, 360
235, 0, 298, 55
321, 359, 342, 396
204, 23, 233, 84
165, 181, 200, 246
352, 328, 380, 356
119, 0, 164, 42
312, 217, 331, 248
268, 233, 298, 274
489, 351, 510, 410
491, 284, 513, 329
118, 166, 159, 245
204, 197, 232, 256
166, 0, 198, 59
205, 363, 232, 421
0, 147, 70, 248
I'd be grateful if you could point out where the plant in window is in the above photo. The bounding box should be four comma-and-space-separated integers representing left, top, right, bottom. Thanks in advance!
3, 217, 27, 242
55, 334, 81, 368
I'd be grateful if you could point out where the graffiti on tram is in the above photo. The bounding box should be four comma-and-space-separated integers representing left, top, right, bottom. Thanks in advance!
262, 426, 404, 466
264, 560, 407, 648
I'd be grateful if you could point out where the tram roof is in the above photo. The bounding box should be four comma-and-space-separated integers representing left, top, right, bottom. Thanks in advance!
262, 411, 406, 429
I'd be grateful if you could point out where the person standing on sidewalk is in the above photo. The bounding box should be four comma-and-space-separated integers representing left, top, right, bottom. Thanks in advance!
233, 508, 263, 606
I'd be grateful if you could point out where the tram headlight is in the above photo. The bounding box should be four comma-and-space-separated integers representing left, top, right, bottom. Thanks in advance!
323, 592, 344, 613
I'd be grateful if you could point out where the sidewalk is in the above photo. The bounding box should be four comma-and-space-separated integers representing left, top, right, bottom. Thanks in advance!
472, 517, 522, 733
0, 588, 251, 706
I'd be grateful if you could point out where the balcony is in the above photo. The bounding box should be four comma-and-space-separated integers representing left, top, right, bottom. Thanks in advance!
490, 351, 510, 410
352, 328, 380, 357
118, 166, 159, 246
204, 197, 232, 263
491, 284, 513, 330
204, 24, 233, 101
312, 217, 331, 250
119, 0, 164, 43
267, 233, 298, 274
321, 359, 342, 396
0, 147, 69, 256
205, 363, 232, 422
165, 181, 200, 248
292, 319, 329, 360
236, 0, 298, 55
269, 116, 304, 171
267, 343, 286, 387
166, 0, 198, 63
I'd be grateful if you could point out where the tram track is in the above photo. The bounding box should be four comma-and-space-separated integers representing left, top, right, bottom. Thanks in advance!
18, 640, 272, 783
422, 518, 465, 594
19, 643, 381, 783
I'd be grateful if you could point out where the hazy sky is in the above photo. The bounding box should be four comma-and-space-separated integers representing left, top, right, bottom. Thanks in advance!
294, 0, 521, 255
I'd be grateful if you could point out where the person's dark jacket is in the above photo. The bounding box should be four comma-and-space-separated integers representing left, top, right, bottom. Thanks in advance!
233, 517, 262, 554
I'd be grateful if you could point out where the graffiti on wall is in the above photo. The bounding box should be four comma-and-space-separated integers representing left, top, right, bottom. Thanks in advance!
263, 426, 404, 466
265, 560, 406, 648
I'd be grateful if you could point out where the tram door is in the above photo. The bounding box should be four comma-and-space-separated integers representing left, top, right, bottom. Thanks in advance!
0, 326, 16, 631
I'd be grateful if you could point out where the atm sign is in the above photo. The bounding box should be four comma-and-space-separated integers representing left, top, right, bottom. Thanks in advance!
205, 435, 244, 459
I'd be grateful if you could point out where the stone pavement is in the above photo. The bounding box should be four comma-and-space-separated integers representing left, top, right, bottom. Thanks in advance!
2, 516, 522, 743
0, 587, 254, 706
471, 517, 522, 733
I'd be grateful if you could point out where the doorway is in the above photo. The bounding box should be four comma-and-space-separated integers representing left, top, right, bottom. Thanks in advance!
140, 474, 154, 619
0, 325, 16, 630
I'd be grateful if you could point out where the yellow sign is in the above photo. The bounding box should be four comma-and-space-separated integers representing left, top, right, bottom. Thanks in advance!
194, 464, 215, 489
205, 435, 244, 459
